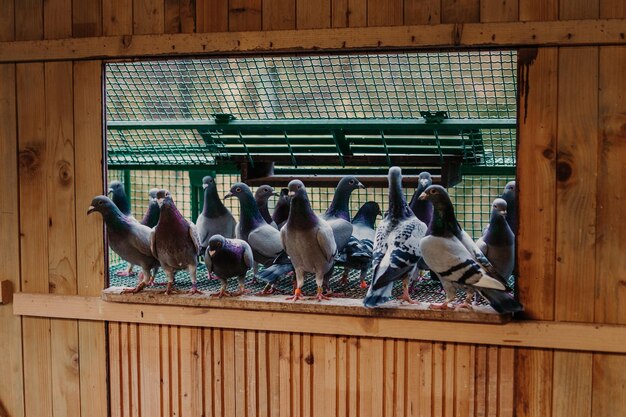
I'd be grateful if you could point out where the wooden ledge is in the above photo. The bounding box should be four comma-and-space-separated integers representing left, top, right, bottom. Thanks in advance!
0, 19, 625, 63
102, 286, 510, 324
13, 292, 626, 353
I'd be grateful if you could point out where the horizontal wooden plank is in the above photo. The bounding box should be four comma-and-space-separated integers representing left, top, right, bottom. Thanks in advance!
0, 280, 12, 304
0, 18, 625, 63
102, 287, 510, 323
12, 293, 626, 353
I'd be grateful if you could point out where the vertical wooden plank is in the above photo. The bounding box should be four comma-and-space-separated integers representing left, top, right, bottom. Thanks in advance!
165, 0, 182, 33
367, 0, 403, 26
441, 0, 479, 23
560, 0, 599, 19
486, 346, 499, 416
393, 340, 406, 417
515, 349, 553, 417
103, 0, 133, 35
162, 326, 172, 417
312, 335, 326, 417
418, 343, 432, 417
480, 0, 518, 22
247, 331, 258, 417
297, 0, 331, 29
73, 0, 103, 37
139, 325, 162, 417
74, 60, 108, 417
171, 326, 181, 417
109, 324, 122, 417
180, 0, 196, 32
129, 324, 141, 416
347, 337, 358, 417
325, 336, 338, 417
0, 60, 24, 417
403, 0, 440, 25
337, 336, 348, 417
196, 0, 228, 32
432, 342, 445, 417
592, 353, 626, 417
551, 352, 592, 417
203, 328, 214, 417
519, 0, 557, 20
257, 331, 269, 417
120, 323, 131, 417
263, 0, 296, 29
44, 0, 72, 39
332, 0, 366, 27
290, 334, 302, 417
180, 327, 202, 416
279, 332, 292, 417
301, 334, 312, 417
18, 60, 52, 417
600, 0, 625, 17
15, 0, 43, 40
0, 0, 15, 40
229, 0, 262, 31
213, 328, 224, 417
474, 346, 488, 417
223, 329, 237, 417
134, 0, 165, 34
234, 330, 247, 417
443, 344, 456, 417
455, 344, 472, 417
383, 339, 395, 417
498, 347, 515, 417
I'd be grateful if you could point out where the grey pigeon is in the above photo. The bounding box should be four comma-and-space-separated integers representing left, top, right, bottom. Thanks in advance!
196, 175, 237, 256
255, 185, 279, 229
140, 188, 161, 228
363, 167, 427, 308
336, 201, 381, 289
225, 183, 284, 268
501, 181, 517, 234
108, 180, 131, 216
477, 198, 515, 280
205, 234, 253, 297
87, 196, 159, 293
272, 188, 290, 229
322, 176, 364, 252
150, 190, 201, 295
408, 171, 434, 226
418, 185, 523, 313
281, 180, 337, 301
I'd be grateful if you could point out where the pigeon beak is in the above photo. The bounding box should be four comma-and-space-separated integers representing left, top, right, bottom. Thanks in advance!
500, 210, 507, 216
288, 191, 295, 197
87, 206, 95, 215
107, 188, 113, 195
420, 179, 429, 187
418, 192, 428, 201
202, 183, 209, 189
209, 250, 216, 257
357, 182, 366, 189
223, 192, 233, 200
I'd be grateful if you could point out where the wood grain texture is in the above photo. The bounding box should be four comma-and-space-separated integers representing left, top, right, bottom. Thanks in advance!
442, 0, 480, 23
263, 0, 296, 29
196, 0, 228, 32
73, 0, 103, 37
15, 0, 43, 40
103, 0, 133, 35
367, 0, 403, 26
0, 0, 15, 41
230, 0, 262, 31
519, 0, 558, 20
480, 0, 518, 22
561, 0, 599, 19
297, 0, 331, 29
0, 63, 24, 417
404, 0, 440, 24
44, 0, 72, 39
592, 353, 626, 417
552, 351, 592, 417
134, 0, 165, 34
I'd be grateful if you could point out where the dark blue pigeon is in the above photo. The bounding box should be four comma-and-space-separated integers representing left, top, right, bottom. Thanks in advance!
272, 188, 290, 229
205, 234, 254, 298
150, 190, 201, 295
477, 198, 515, 280
87, 196, 159, 293
281, 180, 336, 302
408, 171, 434, 226
255, 185, 279, 229
501, 180, 517, 235
108, 180, 131, 216
322, 176, 364, 252
140, 188, 161, 228
336, 201, 381, 289
363, 167, 427, 308
418, 185, 522, 314
196, 175, 237, 256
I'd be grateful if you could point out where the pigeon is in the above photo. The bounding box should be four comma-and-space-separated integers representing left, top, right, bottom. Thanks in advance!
87, 196, 159, 293
255, 185, 279, 229
501, 181, 517, 235
322, 176, 365, 252
225, 183, 284, 269
408, 171, 434, 226
108, 180, 131, 216
150, 190, 201, 295
140, 188, 161, 228
418, 185, 523, 313
196, 175, 237, 256
476, 198, 515, 280
363, 167, 427, 308
205, 235, 253, 298
272, 188, 290, 229
336, 201, 381, 289
281, 180, 337, 301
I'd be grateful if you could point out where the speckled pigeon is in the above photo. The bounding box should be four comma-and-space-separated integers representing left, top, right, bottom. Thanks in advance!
255, 185, 279, 229
418, 185, 523, 313
205, 234, 253, 298
225, 183, 284, 269
363, 167, 427, 308
140, 188, 161, 228
477, 198, 515, 280
322, 176, 364, 252
150, 190, 201, 295
87, 196, 159, 293
108, 180, 131, 216
272, 188, 290, 229
281, 180, 337, 301
501, 180, 517, 235
408, 171, 434, 226
196, 175, 237, 256
336, 201, 381, 289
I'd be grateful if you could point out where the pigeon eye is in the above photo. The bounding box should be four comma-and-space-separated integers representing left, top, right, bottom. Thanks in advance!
430, 189, 436, 194
349, 180, 354, 185
98, 201, 104, 205
236, 187, 242, 193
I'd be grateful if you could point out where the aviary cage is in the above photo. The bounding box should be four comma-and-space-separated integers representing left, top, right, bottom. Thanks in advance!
104, 50, 517, 312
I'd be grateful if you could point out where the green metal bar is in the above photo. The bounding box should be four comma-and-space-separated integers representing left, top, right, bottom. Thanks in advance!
379, 130, 391, 167
107, 118, 517, 135
123, 170, 131, 203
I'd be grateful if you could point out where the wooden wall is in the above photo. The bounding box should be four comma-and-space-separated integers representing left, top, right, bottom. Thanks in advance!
0, 1, 625, 417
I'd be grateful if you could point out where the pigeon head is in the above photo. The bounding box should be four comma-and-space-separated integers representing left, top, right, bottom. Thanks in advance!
336, 176, 365, 193
148, 188, 159, 202
202, 175, 216, 190
87, 195, 118, 216
156, 189, 172, 207
418, 185, 460, 236
492, 198, 508, 217
208, 234, 227, 257
353, 201, 381, 227
87, 195, 131, 231
418, 184, 448, 203
108, 180, 125, 196
387, 166, 413, 219
287, 180, 306, 198
416, 171, 433, 193
503, 181, 516, 194
254, 185, 277, 203
224, 182, 254, 201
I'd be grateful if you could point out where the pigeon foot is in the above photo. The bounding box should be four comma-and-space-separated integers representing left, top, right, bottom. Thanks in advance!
359, 280, 368, 289
454, 302, 473, 311
121, 282, 146, 294
116, 270, 137, 277
163, 283, 178, 295
188, 286, 203, 295
429, 302, 452, 310
210, 290, 231, 298
286, 288, 303, 302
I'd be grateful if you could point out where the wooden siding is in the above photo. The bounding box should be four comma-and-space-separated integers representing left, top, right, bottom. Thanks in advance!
0, 1, 625, 417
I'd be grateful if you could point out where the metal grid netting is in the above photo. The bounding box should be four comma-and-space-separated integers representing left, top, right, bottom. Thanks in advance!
106, 51, 516, 120
107, 171, 514, 300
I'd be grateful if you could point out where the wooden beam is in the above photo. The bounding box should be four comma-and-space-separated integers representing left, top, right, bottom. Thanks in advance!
0, 280, 12, 304
0, 19, 625, 63
12, 292, 626, 353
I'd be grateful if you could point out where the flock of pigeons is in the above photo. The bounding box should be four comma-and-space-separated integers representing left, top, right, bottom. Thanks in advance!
88, 167, 522, 314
